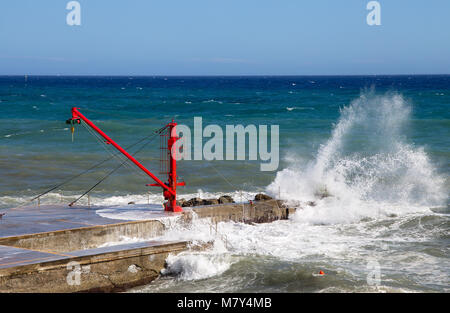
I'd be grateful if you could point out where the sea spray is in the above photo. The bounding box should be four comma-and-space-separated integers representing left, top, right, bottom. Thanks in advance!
154, 212, 235, 281
162, 241, 232, 281
267, 91, 447, 224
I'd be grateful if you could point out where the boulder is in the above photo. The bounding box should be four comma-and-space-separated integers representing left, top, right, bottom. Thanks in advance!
203, 198, 219, 205
218, 195, 234, 204
254, 193, 273, 201
182, 197, 205, 207
181, 200, 191, 207
193, 197, 205, 206
181, 196, 234, 207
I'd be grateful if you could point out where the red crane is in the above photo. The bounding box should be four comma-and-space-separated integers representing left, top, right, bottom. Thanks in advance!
68, 107, 185, 212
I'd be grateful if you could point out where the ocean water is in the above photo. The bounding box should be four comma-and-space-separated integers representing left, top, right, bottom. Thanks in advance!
0, 75, 449, 292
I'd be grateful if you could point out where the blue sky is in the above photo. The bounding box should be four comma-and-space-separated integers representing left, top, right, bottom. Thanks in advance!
0, 0, 449, 75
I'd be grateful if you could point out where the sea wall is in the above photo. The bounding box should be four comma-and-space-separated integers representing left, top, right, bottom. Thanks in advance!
0, 219, 165, 253
186, 199, 294, 224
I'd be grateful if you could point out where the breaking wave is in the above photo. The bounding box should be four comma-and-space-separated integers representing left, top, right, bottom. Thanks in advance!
268, 91, 447, 224
162, 240, 232, 281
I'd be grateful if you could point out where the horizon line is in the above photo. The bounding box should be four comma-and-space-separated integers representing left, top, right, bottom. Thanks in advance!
1, 73, 450, 77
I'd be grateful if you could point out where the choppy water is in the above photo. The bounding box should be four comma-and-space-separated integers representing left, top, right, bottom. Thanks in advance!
0, 75, 449, 292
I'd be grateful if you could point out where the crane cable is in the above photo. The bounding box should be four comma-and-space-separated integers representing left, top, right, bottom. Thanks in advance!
28, 124, 164, 204
68, 131, 158, 206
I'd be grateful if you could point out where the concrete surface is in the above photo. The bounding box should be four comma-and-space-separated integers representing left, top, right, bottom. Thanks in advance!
0, 199, 295, 292
0, 240, 189, 292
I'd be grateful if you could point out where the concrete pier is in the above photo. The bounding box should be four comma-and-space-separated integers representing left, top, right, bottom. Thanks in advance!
0, 240, 188, 292
0, 199, 295, 292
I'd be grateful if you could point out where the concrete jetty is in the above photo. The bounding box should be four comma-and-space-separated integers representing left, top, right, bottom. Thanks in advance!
0, 199, 295, 292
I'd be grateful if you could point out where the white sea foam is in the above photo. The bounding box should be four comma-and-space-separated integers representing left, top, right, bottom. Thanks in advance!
150, 209, 447, 285
202, 99, 223, 104
162, 239, 232, 281
95, 204, 164, 220
286, 106, 314, 111
162, 252, 231, 281
147, 214, 234, 281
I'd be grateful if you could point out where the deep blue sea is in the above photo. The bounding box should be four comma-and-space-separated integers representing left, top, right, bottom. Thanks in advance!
0, 75, 449, 292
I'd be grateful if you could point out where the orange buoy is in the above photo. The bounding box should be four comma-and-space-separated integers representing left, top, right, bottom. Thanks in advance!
319, 270, 325, 275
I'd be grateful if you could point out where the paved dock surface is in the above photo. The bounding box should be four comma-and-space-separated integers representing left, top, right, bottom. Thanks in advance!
0, 204, 178, 238
0, 239, 189, 292
0, 245, 67, 269
0, 240, 185, 270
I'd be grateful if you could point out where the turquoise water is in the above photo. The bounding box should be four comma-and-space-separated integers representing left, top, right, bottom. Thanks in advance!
0, 75, 449, 292
0, 75, 448, 201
